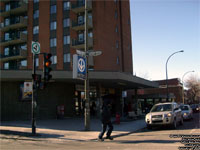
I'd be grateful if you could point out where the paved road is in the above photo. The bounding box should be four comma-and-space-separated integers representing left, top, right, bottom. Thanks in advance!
0, 113, 199, 150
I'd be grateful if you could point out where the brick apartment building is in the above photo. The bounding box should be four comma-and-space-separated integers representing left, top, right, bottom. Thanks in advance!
0, 0, 158, 121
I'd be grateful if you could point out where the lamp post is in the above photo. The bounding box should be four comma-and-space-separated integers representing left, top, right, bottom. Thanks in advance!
84, 0, 90, 131
165, 50, 184, 102
182, 70, 195, 104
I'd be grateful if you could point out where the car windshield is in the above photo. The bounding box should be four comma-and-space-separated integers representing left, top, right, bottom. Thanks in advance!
150, 104, 172, 112
180, 106, 189, 111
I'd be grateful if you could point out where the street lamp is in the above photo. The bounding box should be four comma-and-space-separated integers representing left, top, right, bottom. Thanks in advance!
182, 70, 195, 104
165, 50, 184, 101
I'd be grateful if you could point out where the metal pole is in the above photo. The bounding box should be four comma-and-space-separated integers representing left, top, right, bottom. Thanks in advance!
182, 71, 194, 104
165, 50, 184, 102
84, 0, 90, 131
32, 54, 36, 135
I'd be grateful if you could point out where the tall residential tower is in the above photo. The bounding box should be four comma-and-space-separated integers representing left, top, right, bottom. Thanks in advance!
0, 0, 157, 120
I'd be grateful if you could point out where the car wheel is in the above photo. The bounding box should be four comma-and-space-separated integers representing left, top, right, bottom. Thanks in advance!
180, 117, 183, 125
172, 119, 177, 129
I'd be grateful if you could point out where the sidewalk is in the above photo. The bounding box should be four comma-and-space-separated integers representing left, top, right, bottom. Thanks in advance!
0, 117, 146, 142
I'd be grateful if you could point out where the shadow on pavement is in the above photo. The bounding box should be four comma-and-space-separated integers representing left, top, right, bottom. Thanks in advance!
0, 129, 64, 139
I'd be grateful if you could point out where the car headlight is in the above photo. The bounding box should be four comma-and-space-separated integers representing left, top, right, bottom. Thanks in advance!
164, 113, 172, 117
183, 113, 188, 116
145, 114, 151, 120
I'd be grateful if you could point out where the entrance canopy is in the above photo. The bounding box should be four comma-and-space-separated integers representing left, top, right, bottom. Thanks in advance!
1, 70, 158, 90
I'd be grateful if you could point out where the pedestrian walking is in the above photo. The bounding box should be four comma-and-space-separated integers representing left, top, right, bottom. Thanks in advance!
98, 96, 113, 141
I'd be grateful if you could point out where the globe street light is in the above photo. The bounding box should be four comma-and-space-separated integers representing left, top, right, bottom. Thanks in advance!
182, 70, 195, 104
166, 50, 184, 101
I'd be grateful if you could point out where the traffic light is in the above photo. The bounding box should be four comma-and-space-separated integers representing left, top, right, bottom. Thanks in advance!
43, 53, 52, 82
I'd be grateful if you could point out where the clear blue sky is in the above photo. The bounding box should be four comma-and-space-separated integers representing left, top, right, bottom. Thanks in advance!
130, 0, 200, 81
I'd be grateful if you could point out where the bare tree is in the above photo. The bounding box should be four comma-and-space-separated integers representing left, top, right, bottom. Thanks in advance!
185, 74, 200, 104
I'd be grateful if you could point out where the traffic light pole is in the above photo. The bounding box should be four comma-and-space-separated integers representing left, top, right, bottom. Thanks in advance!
32, 54, 36, 135
84, 0, 90, 131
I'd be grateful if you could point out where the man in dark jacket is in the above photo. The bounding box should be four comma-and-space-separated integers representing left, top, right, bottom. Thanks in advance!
98, 99, 113, 141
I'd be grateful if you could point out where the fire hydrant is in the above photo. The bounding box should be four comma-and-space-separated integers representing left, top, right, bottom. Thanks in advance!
115, 113, 120, 124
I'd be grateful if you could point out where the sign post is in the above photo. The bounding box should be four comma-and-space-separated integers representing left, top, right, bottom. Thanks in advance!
31, 41, 40, 135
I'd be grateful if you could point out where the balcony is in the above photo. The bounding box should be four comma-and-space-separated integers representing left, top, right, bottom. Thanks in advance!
71, 18, 93, 31
71, 0, 92, 14
0, 1, 28, 17
0, 16, 28, 32
0, 48, 27, 62
71, 37, 93, 49
1, 32, 27, 47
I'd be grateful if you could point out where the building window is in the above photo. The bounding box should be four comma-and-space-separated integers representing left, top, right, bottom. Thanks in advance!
115, 10, 118, 19
64, 53, 70, 63
63, 18, 70, 27
4, 32, 10, 41
64, 35, 70, 45
33, 0, 39, 3
63, 1, 70, 11
115, 26, 118, 33
50, 38, 57, 47
50, 21, 57, 30
33, 10, 39, 19
78, 15, 84, 25
4, 62, 9, 69
4, 47, 9, 56
20, 44, 27, 50
78, 33, 84, 42
33, 25, 39, 34
88, 32, 93, 38
51, 55, 57, 64
5, 4, 10, 11
22, 30, 28, 34
21, 60, 27, 67
4, 18, 10, 26
117, 57, 119, 65
116, 41, 119, 49
88, 13, 92, 20
50, 5, 56, 14
36, 58, 39, 67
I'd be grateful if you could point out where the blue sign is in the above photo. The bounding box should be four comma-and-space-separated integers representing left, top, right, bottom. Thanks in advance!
77, 56, 86, 76
73, 54, 86, 80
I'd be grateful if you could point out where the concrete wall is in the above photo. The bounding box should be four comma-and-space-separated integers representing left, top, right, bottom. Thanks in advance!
1, 81, 75, 121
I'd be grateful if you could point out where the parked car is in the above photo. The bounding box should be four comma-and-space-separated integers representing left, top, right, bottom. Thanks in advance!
190, 104, 199, 113
145, 102, 183, 129
180, 105, 193, 120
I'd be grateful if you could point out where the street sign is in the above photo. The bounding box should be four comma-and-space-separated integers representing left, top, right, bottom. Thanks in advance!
76, 50, 102, 57
73, 54, 86, 80
76, 50, 86, 57
24, 82, 33, 98
31, 41, 40, 54
24, 82, 33, 93
88, 50, 102, 56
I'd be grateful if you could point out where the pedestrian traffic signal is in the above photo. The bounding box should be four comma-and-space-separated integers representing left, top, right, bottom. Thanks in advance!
32, 74, 41, 88
43, 53, 52, 82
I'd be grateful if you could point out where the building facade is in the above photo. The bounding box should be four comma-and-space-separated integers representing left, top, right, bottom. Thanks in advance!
0, 0, 158, 121
127, 78, 184, 114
